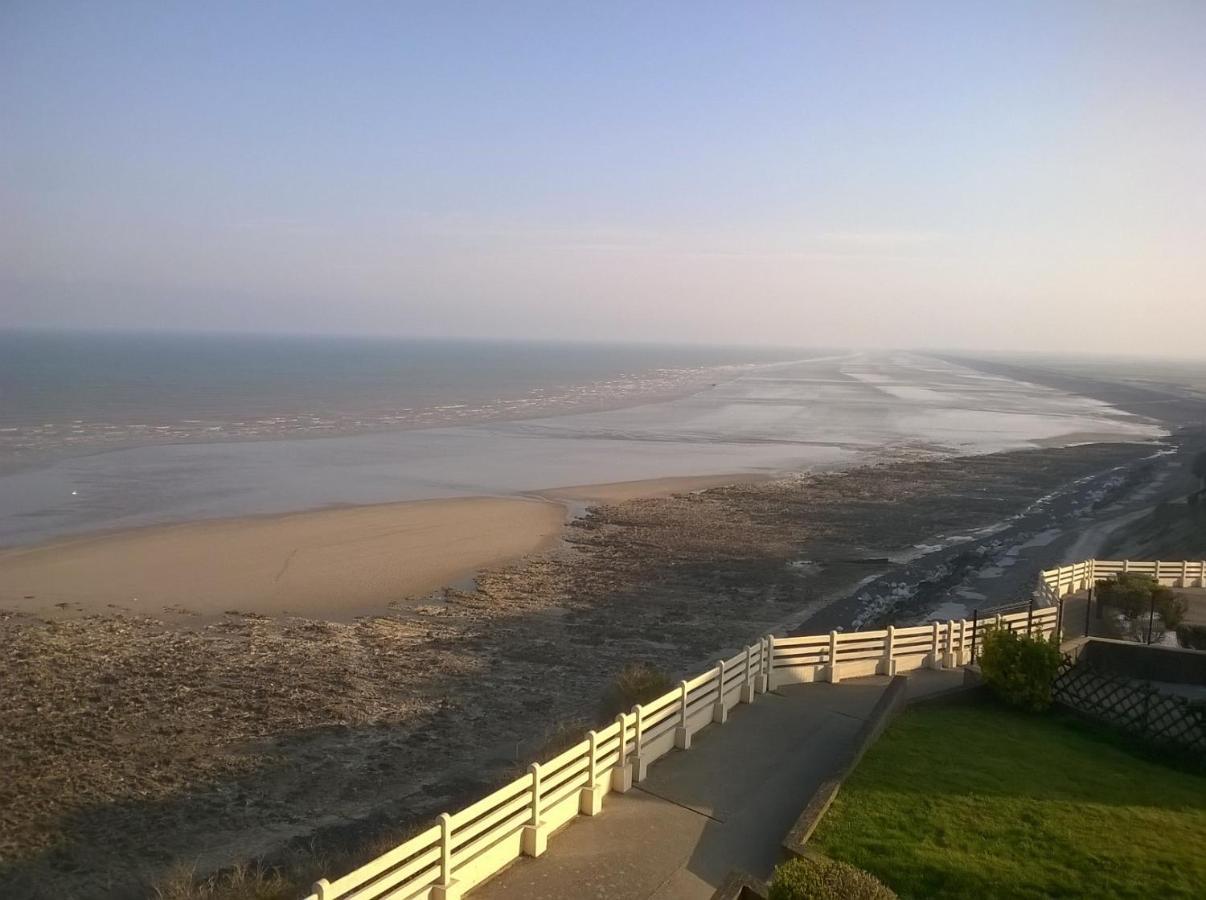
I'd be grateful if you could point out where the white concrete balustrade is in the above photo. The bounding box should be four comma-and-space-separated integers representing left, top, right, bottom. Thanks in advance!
303, 559, 1204, 900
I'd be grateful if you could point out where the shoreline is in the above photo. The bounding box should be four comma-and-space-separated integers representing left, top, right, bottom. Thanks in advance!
0, 352, 1168, 549
0, 355, 825, 478
0, 472, 766, 621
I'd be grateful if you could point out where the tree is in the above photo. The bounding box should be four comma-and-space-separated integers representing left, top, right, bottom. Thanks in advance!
1096, 573, 1185, 642
1096, 573, 1165, 619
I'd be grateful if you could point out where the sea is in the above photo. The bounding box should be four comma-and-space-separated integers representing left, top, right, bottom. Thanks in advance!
0, 330, 1166, 547
0, 330, 809, 468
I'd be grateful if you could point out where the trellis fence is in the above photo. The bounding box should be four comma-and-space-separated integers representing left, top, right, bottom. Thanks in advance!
1053, 658, 1206, 758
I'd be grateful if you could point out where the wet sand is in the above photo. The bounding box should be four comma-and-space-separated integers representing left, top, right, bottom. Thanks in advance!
0, 473, 772, 620
0, 352, 1164, 548
0, 497, 566, 620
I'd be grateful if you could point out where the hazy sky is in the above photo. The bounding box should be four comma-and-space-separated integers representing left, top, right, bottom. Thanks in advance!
3, 2, 1204, 353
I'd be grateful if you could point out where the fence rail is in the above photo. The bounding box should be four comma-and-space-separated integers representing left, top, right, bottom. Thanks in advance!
304, 559, 1203, 900
1037, 559, 1206, 605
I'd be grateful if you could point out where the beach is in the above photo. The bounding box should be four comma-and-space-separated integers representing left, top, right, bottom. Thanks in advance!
0, 497, 565, 620
0, 349, 1166, 625
1, 350, 1200, 898
0, 472, 773, 621
7, 438, 1202, 899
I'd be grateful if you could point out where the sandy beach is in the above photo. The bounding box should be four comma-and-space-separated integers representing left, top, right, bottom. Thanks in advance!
0, 473, 772, 621
0, 497, 566, 620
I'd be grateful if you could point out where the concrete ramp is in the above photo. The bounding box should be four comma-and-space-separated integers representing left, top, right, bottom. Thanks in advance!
474, 671, 962, 900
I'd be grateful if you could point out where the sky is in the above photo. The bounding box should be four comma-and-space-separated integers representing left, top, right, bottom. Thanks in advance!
2, 1, 1204, 354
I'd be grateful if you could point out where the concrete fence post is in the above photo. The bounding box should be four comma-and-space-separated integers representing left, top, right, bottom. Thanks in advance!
826, 631, 841, 683
928, 621, 942, 669
741, 643, 756, 702
756, 635, 771, 694
674, 681, 692, 749
521, 763, 548, 857
713, 660, 728, 723
580, 730, 604, 814
611, 712, 633, 793
312, 879, 332, 900
530, 763, 541, 826
958, 619, 968, 665
943, 620, 956, 668
631, 705, 649, 782
879, 625, 896, 675
1154, 560, 1162, 583
1123, 559, 1130, 574
432, 813, 461, 899
1182, 560, 1189, 588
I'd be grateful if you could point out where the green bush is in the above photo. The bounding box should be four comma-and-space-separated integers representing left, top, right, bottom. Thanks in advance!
1159, 594, 1188, 630
1096, 574, 1188, 639
1176, 624, 1206, 650
1096, 573, 1175, 619
978, 627, 1062, 712
598, 662, 674, 721
768, 856, 896, 900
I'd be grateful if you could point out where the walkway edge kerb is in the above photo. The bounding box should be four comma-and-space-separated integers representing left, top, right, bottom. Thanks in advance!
781, 675, 910, 856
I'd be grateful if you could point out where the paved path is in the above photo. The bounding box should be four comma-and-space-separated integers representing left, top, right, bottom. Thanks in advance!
474, 669, 963, 900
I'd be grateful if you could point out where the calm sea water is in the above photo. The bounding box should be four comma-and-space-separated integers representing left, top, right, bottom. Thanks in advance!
0, 330, 812, 469
0, 341, 1166, 547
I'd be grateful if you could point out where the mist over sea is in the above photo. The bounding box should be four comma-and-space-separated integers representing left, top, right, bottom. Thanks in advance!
0, 331, 1165, 547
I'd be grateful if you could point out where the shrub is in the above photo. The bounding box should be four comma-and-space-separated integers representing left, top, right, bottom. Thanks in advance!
1158, 593, 1188, 631
598, 662, 674, 721
1096, 574, 1188, 639
1176, 624, 1206, 651
978, 627, 1062, 712
768, 856, 896, 900
1096, 573, 1176, 620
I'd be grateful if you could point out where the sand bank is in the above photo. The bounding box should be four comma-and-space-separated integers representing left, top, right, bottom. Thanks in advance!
0, 497, 565, 620
0, 474, 763, 620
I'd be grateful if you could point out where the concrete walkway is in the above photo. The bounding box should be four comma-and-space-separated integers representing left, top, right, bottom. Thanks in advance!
474, 669, 963, 900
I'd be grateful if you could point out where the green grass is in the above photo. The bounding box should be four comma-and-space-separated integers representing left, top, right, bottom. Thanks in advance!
811, 696, 1206, 899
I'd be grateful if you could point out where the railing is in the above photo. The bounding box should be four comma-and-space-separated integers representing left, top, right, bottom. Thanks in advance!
1037, 559, 1206, 604
305, 559, 1203, 900
305, 636, 774, 900
770, 607, 1057, 687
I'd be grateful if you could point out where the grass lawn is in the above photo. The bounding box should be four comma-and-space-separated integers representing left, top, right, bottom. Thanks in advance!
810, 695, 1206, 899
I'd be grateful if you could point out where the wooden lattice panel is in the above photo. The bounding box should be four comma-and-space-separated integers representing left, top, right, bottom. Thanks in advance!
1053, 658, 1206, 757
